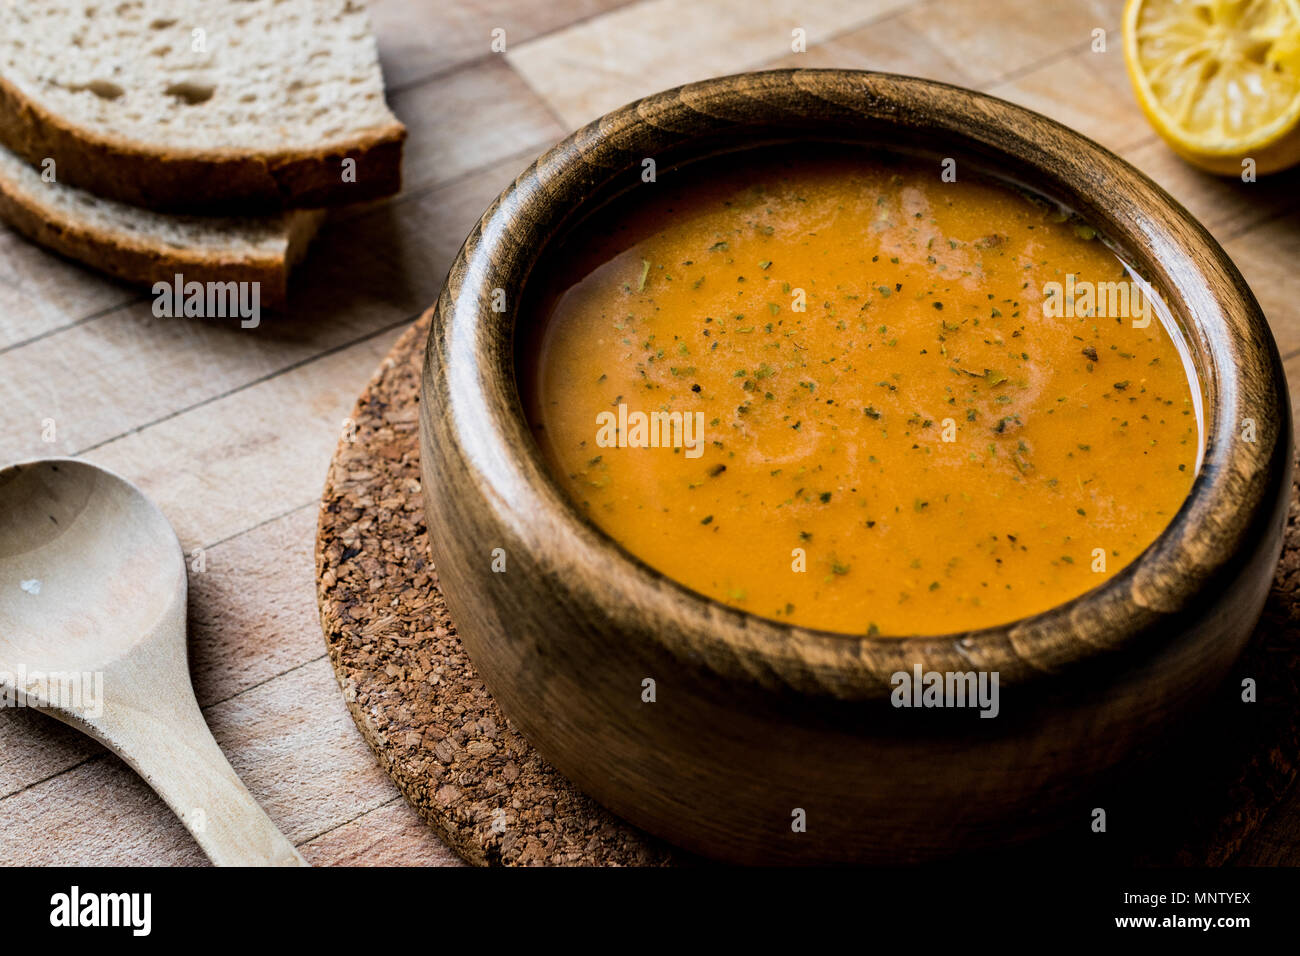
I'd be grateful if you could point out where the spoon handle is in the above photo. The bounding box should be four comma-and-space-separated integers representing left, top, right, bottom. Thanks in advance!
95, 691, 308, 866
120, 702, 309, 866
73, 643, 308, 867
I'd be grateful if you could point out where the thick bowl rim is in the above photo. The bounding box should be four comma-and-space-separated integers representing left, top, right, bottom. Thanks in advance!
425, 68, 1290, 697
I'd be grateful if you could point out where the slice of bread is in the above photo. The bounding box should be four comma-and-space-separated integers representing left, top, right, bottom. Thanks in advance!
0, 0, 405, 212
0, 142, 324, 306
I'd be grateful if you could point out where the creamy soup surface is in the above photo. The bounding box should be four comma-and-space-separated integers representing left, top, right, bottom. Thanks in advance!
523, 149, 1200, 635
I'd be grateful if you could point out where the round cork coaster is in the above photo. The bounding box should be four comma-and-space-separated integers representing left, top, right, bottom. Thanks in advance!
316, 308, 1300, 866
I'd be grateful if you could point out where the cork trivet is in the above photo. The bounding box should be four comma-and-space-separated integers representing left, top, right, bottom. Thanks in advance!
316, 308, 1300, 866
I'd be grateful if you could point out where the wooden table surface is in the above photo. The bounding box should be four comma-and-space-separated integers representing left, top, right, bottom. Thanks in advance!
2, 0, 1298, 866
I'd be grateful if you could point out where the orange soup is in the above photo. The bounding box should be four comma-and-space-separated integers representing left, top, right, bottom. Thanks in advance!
522, 149, 1200, 635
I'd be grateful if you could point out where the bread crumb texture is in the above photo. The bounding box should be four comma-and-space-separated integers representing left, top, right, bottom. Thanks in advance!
0, 0, 398, 153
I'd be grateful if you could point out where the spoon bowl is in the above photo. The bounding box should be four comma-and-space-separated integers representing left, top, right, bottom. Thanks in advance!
0, 458, 305, 866
0, 458, 184, 676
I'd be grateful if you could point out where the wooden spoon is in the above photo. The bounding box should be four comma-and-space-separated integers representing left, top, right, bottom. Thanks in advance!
0, 458, 306, 866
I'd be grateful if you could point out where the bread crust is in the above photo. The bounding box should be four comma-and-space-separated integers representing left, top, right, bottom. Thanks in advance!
0, 164, 325, 306
0, 74, 406, 214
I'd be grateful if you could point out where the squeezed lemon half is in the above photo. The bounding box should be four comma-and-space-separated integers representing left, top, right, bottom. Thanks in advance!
1124, 0, 1300, 174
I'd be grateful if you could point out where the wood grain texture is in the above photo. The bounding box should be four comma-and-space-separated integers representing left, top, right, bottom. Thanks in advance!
1287, 353, 1300, 438
986, 47, 1151, 154
85, 330, 403, 551
387, 57, 565, 199
1222, 216, 1300, 362
0, 228, 139, 351
764, 9, 977, 85
507, 0, 911, 127
418, 69, 1292, 863
899, 0, 1123, 86
188, 506, 323, 706
0, 704, 96, 798
0, 755, 209, 866
1116, 139, 1300, 240
301, 798, 464, 867
2, 0, 1300, 866
368, 0, 638, 90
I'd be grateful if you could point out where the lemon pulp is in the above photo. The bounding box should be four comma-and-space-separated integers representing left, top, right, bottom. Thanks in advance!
1124, 0, 1300, 174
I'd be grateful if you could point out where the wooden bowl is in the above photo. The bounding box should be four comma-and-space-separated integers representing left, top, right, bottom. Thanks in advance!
419, 70, 1293, 863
